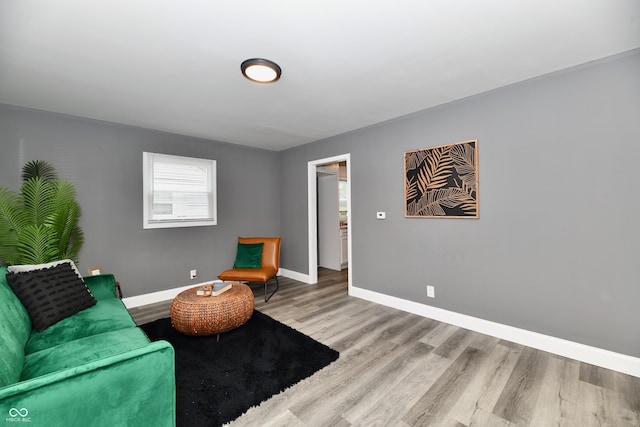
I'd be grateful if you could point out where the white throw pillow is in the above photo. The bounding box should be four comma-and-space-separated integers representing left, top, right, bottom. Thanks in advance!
8, 259, 83, 279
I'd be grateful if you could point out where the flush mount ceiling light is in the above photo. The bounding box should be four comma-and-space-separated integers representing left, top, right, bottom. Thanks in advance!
241, 58, 281, 83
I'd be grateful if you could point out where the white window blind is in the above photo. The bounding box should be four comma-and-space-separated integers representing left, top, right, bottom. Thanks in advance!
143, 152, 217, 229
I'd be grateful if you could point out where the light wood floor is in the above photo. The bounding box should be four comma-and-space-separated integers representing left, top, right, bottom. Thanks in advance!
129, 268, 640, 427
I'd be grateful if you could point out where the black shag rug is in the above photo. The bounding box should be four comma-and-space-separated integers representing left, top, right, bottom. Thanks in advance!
141, 310, 339, 427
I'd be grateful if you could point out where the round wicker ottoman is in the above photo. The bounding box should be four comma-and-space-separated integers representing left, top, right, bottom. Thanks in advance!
170, 283, 254, 337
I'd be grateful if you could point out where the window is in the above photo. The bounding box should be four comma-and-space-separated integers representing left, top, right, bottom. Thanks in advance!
143, 152, 217, 229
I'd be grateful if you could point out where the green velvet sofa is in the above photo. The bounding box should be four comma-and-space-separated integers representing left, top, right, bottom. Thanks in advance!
0, 266, 175, 427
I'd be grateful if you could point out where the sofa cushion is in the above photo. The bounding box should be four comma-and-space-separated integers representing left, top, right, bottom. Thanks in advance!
21, 327, 150, 380
6, 262, 96, 331
0, 267, 32, 387
233, 242, 264, 268
25, 298, 137, 354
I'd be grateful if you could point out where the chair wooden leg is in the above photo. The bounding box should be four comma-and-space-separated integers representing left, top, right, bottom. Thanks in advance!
264, 276, 279, 302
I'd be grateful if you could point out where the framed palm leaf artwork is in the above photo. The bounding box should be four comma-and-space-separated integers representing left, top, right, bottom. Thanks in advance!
404, 139, 479, 218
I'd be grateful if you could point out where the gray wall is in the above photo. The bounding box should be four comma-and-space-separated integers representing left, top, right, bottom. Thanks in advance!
1, 50, 638, 357
0, 106, 280, 296
279, 50, 640, 357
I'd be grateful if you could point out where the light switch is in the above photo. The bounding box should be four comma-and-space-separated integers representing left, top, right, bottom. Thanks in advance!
376, 212, 386, 219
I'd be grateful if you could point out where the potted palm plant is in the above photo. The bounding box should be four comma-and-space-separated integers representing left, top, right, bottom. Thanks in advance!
0, 160, 84, 266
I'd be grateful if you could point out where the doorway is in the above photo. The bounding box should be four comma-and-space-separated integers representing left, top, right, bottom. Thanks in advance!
307, 154, 352, 292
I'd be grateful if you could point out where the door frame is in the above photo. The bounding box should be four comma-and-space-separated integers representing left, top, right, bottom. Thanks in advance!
307, 153, 352, 292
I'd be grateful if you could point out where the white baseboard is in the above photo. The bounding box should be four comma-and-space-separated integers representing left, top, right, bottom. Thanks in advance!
123, 279, 223, 309
123, 270, 311, 309
350, 285, 640, 378
278, 268, 313, 284
123, 273, 639, 377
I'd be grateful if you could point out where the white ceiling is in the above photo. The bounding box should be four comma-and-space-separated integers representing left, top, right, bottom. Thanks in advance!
1, 1, 639, 151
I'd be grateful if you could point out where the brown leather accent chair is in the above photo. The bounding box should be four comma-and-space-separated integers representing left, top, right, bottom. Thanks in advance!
218, 237, 281, 302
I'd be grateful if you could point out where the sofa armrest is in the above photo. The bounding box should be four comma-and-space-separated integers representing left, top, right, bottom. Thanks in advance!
0, 340, 175, 427
83, 274, 117, 300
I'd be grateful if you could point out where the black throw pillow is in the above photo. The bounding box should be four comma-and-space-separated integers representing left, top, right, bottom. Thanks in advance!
6, 262, 96, 331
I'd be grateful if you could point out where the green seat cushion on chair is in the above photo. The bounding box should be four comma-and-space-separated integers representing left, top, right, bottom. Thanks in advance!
233, 242, 264, 268
25, 299, 137, 354
21, 327, 150, 380
0, 267, 32, 387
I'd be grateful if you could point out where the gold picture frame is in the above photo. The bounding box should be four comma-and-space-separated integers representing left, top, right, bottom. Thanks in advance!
404, 139, 479, 218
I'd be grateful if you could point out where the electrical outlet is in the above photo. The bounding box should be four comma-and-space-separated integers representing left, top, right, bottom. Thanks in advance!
190, 269, 198, 279
427, 285, 435, 298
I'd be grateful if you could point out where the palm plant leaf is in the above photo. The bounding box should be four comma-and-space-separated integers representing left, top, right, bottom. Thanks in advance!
458, 173, 477, 195
0, 187, 28, 235
16, 224, 58, 265
22, 160, 57, 182
21, 177, 56, 227
405, 150, 430, 171
0, 161, 84, 266
460, 173, 476, 192
54, 181, 81, 255
449, 142, 476, 176
59, 225, 84, 263
415, 146, 453, 193
46, 180, 76, 237
406, 141, 478, 218
451, 142, 477, 195
52, 179, 77, 207
407, 198, 446, 217
405, 176, 418, 201
47, 201, 83, 262
0, 187, 28, 265
408, 188, 476, 217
